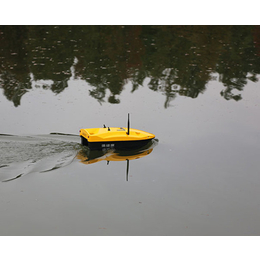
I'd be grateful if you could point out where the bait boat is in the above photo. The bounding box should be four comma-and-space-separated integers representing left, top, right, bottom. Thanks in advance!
80, 114, 155, 149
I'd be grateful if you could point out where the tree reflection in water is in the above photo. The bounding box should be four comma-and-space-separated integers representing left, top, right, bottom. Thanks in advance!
1, 25, 260, 108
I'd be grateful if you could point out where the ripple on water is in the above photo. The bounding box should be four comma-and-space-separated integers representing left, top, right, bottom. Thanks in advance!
0, 135, 81, 182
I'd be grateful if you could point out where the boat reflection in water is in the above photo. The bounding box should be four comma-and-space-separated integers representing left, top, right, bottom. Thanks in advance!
76, 139, 158, 181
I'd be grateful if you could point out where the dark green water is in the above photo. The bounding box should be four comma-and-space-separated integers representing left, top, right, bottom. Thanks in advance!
0, 26, 260, 235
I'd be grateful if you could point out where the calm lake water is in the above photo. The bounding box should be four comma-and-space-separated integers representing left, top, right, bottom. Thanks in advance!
0, 25, 260, 235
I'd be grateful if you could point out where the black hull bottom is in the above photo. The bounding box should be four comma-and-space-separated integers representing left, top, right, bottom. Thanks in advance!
81, 136, 154, 150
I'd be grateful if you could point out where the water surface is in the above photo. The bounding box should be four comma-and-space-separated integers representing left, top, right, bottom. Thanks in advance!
0, 26, 260, 235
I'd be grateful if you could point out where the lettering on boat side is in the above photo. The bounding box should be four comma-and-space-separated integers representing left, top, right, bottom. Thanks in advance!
102, 143, 115, 148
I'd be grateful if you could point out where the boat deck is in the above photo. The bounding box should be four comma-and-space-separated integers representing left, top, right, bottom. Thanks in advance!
80, 127, 155, 142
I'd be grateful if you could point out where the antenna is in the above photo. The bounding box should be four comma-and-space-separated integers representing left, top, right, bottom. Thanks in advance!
127, 113, 130, 135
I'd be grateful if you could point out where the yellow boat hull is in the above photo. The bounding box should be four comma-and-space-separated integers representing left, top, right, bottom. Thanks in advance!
80, 127, 155, 150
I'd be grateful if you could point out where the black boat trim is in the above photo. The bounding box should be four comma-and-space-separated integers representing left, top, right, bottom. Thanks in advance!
81, 136, 154, 150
